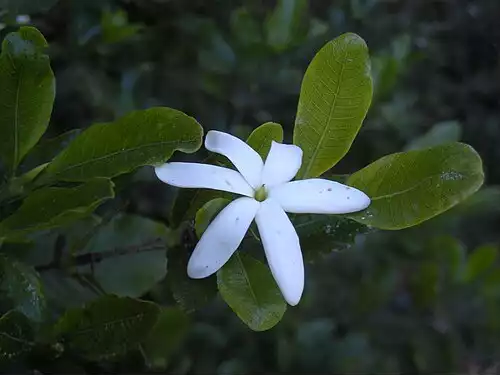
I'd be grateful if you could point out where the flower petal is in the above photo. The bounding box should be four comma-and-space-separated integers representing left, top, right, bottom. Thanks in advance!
205, 130, 264, 189
255, 198, 304, 306
155, 162, 254, 197
269, 178, 371, 214
262, 141, 303, 187
187, 197, 260, 278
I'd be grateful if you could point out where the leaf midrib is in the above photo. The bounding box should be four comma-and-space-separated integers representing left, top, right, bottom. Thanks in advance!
66, 311, 153, 336
369, 171, 468, 201
300, 42, 349, 179
236, 253, 261, 309
49, 138, 198, 177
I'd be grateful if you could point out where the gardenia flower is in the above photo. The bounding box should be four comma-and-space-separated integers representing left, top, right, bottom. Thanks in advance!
155, 131, 370, 306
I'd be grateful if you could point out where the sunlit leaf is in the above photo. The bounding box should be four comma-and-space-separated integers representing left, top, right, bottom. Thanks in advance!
0, 255, 46, 321
246, 122, 284, 160
54, 295, 160, 360
0, 27, 55, 175
348, 143, 484, 229
0, 178, 114, 237
217, 252, 286, 331
294, 33, 373, 179
42, 107, 203, 182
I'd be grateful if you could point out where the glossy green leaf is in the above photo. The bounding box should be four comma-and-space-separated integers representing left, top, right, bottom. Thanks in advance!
348, 143, 484, 230
463, 245, 497, 283
20, 129, 81, 174
265, 0, 308, 51
217, 253, 286, 331
246, 122, 284, 160
141, 308, 189, 370
294, 33, 373, 179
54, 295, 160, 360
0, 255, 46, 322
0, 27, 55, 175
0, 178, 114, 237
195, 198, 230, 238
171, 188, 231, 228
292, 215, 370, 262
404, 121, 462, 151
80, 214, 168, 298
0, 311, 34, 364
42, 107, 203, 181
0, 0, 59, 14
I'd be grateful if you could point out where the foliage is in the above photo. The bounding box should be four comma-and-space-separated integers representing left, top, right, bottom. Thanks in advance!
0, 0, 499, 373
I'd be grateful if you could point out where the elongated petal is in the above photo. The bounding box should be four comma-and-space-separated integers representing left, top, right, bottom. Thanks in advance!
255, 198, 304, 306
155, 162, 253, 197
269, 178, 370, 214
187, 197, 260, 278
205, 130, 263, 189
262, 141, 303, 187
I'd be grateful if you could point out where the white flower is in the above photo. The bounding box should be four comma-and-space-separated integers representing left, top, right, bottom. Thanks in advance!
155, 131, 370, 306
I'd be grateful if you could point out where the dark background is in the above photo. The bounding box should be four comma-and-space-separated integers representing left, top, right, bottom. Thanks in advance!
2, 0, 500, 373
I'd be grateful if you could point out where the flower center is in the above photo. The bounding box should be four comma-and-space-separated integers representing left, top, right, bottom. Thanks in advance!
254, 185, 267, 202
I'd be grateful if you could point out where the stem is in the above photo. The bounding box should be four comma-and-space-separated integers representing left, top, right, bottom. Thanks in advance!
35, 238, 165, 273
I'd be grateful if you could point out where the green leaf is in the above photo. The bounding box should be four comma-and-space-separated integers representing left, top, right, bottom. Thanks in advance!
54, 295, 160, 361
80, 214, 168, 298
42, 107, 203, 182
167, 245, 218, 313
0, 0, 59, 14
141, 308, 189, 370
462, 245, 497, 283
265, 0, 308, 51
404, 121, 462, 151
294, 33, 373, 179
292, 215, 370, 262
0, 255, 46, 321
0, 178, 114, 237
0, 26, 55, 175
347, 143, 484, 230
171, 188, 231, 228
217, 253, 286, 331
230, 7, 263, 48
101, 9, 143, 44
0, 311, 34, 364
0, 163, 47, 203
246, 122, 284, 160
20, 129, 81, 174
195, 198, 230, 238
